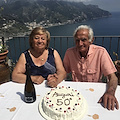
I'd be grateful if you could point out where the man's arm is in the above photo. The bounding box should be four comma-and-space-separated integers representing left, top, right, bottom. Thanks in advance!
98, 73, 119, 110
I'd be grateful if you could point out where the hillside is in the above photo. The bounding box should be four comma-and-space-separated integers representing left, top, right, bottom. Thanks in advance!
0, 0, 111, 37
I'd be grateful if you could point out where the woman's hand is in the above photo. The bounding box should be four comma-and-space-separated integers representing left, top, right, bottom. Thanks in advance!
47, 74, 58, 87
31, 75, 45, 84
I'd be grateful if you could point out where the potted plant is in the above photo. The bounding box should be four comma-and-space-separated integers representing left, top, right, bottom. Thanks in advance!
113, 52, 120, 85
0, 42, 8, 63
0, 40, 10, 84
113, 52, 120, 72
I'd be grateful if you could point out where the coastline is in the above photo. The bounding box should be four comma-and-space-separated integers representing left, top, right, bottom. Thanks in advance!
0, 14, 112, 40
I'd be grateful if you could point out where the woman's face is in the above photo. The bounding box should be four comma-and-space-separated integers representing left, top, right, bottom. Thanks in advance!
32, 34, 47, 50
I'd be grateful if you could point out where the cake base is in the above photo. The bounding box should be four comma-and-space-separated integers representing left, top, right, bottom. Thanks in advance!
39, 98, 53, 120
39, 97, 88, 120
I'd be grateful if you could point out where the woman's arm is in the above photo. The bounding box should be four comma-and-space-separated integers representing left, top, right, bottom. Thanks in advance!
47, 50, 66, 87
12, 53, 26, 83
12, 53, 45, 84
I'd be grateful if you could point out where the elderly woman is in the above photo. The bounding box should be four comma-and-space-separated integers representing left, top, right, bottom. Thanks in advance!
12, 27, 66, 87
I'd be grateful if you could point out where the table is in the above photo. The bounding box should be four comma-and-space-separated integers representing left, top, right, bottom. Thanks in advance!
0, 81, 120, 120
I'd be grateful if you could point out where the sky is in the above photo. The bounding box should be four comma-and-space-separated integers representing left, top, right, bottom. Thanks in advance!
68, 0, 120, 12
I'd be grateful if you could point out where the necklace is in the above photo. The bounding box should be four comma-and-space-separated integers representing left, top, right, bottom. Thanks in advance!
41, 58, 44, 61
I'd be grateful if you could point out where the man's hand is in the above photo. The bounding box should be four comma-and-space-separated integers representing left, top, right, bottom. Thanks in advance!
98, 92, 119, 110
47, 74, 58, 88
98, 73, 119, 110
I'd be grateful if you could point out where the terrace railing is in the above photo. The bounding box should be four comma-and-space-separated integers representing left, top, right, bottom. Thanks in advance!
1, 36, 120, 63
0, 36, 120, 83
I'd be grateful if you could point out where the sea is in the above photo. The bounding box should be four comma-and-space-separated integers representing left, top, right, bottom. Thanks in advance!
47, 12, 120, 36
7, 12, 120, 63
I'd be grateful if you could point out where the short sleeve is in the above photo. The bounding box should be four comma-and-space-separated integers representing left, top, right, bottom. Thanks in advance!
63, 50, 71, 73
101, 48, 117, 76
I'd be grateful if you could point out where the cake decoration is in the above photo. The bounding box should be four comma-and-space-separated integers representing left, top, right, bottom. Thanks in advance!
39, 86, 87, 120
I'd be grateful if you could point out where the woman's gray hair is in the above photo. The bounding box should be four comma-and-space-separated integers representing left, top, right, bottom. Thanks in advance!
73, 25, 94, 42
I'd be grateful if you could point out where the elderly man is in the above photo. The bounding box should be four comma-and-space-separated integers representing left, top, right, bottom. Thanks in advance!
63, 25, 119, 110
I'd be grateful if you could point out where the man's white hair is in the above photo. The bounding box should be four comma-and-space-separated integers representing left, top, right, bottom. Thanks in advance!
73, 25, 94, 42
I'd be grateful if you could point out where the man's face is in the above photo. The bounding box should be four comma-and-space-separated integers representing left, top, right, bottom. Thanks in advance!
75, 29, 91, 55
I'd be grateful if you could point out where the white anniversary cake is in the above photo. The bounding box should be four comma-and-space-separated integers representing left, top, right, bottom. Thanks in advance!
39, 86, 87, 120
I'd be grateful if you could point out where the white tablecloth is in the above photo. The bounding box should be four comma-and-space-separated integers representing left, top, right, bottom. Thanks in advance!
0, 81, 120, 120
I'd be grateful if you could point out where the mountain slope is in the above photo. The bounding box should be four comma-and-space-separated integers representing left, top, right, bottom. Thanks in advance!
0, 0, 111, 36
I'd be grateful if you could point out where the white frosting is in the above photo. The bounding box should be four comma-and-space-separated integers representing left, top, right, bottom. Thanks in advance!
40, 86, 87, 120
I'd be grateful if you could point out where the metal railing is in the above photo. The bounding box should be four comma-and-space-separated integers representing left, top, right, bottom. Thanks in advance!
1, 36, 120, 63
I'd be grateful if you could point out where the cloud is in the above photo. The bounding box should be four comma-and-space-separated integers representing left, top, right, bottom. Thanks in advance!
83, 0, 120, 12
66, 0, 120, 12
78, 0, 91, 1
66, 0, 92, 2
